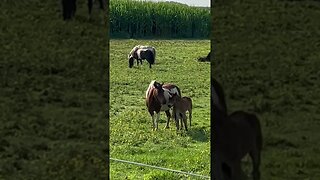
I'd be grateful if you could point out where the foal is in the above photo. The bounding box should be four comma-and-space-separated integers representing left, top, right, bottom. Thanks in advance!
170, 94, 192, 131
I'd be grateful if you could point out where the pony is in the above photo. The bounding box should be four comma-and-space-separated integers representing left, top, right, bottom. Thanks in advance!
62, 0, 105, 20
145, 80, 181, 130
170, 94, 192, 131
198, 51, 211, 62
128, 45, 156, 68
212, 78, 262, 180
218, 111, 262, 180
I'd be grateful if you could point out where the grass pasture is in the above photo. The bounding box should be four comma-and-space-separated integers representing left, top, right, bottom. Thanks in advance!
110, 40, 210, 179
1, 0, 108, 179
213, 0, 320, 179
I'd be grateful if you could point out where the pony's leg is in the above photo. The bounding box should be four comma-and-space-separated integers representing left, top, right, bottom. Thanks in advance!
250, 148, 261, 180
215, 155, 224, 180
99, 0, 105, 10
149, 111, 155, 130
164, 110, 171, 129
155, 112, 160, 130
233, 161, 244, 180
88, 0, 93, 15
183, 114, 188, 131
172, 108, 179, 130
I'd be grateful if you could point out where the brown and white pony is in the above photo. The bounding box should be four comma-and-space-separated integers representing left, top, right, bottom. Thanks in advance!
145, 80, 180, 130
171, 94, 192, 131
212, 78, 262, 180
128, 45, 156, 68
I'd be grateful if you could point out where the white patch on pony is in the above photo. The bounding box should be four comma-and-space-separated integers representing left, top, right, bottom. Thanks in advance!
160, 87, 180, 110
146, 80, 156, 99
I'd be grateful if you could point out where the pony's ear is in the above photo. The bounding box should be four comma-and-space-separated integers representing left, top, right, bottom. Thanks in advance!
153, 81, 161, 88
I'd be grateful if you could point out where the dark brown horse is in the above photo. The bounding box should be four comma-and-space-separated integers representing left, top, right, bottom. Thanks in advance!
218, 111, 262, 180
212, 78, 262, 180
145, 80, 181, 130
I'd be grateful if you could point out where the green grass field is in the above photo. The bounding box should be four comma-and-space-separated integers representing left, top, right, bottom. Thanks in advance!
213, 0, 320, 179
109, 39, 210, 179
1, 1, 108, 179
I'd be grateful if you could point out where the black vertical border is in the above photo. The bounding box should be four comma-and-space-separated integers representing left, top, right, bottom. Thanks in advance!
105, 0, 110, 178
210, 0, 215, 179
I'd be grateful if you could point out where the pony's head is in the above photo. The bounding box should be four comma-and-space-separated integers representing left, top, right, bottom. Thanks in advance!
128, 56, 134, 68
169, 92, 180, 103
153, 81, 166, 104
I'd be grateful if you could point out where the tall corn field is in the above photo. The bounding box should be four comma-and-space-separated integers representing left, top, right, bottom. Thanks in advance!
110, 0, 210, 38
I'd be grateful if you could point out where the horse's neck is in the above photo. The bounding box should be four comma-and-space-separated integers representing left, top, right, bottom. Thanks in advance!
212, 86, 224, 111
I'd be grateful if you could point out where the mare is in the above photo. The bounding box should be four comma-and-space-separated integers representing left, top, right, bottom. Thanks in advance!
145, 80, 181, 130
128, 45, 156, 68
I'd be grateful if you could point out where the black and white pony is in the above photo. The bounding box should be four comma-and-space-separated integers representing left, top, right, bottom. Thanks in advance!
128, 45, 156, 68
62, 0, 105, 20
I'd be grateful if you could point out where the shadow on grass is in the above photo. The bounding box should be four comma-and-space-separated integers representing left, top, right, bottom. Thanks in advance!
186, 126, 209, 142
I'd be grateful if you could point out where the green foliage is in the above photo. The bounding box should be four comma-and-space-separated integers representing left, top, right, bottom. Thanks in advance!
110, 40, 210, 179
213, 0, 320, 179
110, 0, 210, 38
0, 0, 108, 179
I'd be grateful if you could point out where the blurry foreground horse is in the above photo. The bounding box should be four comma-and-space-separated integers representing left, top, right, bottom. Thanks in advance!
128, 45, 156, 68
145, 80, 180, 130
62, 0, 105, 20
212, 78, 262, 180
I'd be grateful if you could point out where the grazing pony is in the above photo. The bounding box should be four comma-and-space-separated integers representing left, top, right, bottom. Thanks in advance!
145, 80, 181, 130
62, 0, 105, 20
198, 51, 211, 62
212, 78, 262, 180
128, 45, 156, 68
171, 94, 192, 131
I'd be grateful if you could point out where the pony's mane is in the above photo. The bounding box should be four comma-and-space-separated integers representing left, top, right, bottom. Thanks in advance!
146, 80, 157, 99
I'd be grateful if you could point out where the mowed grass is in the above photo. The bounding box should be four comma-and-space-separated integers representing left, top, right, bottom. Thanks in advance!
110, 40, 210, 179
213, 0, 320, 179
